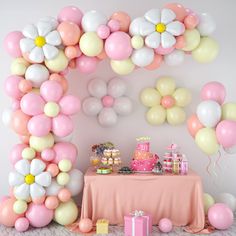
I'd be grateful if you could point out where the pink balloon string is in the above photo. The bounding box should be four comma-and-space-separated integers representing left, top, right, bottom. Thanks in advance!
206, 156, 211, 176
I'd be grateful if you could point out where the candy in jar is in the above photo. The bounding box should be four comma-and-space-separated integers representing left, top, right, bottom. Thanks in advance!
172, 159, 179, 175
180, 154, 188, 175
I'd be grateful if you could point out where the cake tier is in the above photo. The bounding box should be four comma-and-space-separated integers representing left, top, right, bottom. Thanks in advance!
130, 156, 158, 172
133, 150, 153, 160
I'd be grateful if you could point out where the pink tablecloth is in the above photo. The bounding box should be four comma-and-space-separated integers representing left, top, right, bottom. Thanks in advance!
81, 168, 205, 233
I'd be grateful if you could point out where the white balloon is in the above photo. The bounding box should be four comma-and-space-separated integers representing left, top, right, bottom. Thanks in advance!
131, 47, 154, 67
107, 78, 127, 98
197, 13, 216, 36
82, 97, 103, 116
25, 64, 49, 87
129, 17, 146, 36
113, 97, 133, 115
2, 108, 13, 126
164, 49, 185, 66
66, 169, 84, 196
224, 145, 236, 154
216, 193, 236, 212
54, 133, 73, 142
88, 79, 107, 98
46, 179, 62, 196
98, 108, 118, 127
197, 100, 222, 128
81, 10, 107, 32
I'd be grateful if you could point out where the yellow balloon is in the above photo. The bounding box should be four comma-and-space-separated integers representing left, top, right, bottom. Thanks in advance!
182, 29, 201, 51
192, 37, 219, 63
131, 35, 144, 49
156, 77, 176, 96
195, 128, 219, 155
110, 58, 135, 75
203, 193, 215, 214
44, 102, 60, 117
58, 159, 72, 172
11, 58, 30, 75
222, 103, 236, 121
79, 32, 103, 57
140, 88, 161, 107
22, 147, 36, 160
13, 200, 28, 214
57, 172, 70, 185
29, 133, 54, 152
173, 88, 192, 107
146, 105, 166, 125
167, 106, 186, 125
45, 51, 69, 72
54, 200, 79, 226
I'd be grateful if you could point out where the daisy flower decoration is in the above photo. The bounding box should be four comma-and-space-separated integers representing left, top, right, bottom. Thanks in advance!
20, 18, 62, 63
130, 8, 185, 49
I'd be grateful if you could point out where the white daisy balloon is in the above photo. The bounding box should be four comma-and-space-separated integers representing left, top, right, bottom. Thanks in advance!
130, 8, 185, 49
9, 159, 52, 200
20, 19, 62, 63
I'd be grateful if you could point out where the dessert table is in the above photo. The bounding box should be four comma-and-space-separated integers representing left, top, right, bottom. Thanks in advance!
81, 167, 205, 233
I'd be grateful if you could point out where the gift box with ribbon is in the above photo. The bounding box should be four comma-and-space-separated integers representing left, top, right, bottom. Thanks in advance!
96, 219, 109, 234
124, 210, 152, 236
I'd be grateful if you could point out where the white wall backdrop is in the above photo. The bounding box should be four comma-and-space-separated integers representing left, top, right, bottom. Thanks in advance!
0, 0, 236, 200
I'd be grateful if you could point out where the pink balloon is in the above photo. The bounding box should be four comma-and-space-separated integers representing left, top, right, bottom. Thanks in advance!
4, 75, 23, 100
59, 95, 81, 115
201, 81, 226, 105
155, 46, 175, 55
46, 163, 59, 177
107, 19, 120, 32
40, 80, 63, 102
184, 13, 199, 30
20, 93, 45, 116
26, 203, 53, 228
208, 203, 233, 230
105, 31, 132, 60
41, 148, 56, 161
4, 31, 23, 57
52, 114, 73, 137
45, 196, 59, 210
15, 217, 30, 232
97, 25, 111, 39
11, 99, 20, 111
0, 196, 9, 204
58, 6, 83, 25
175, 35, 186, 49
102, 95, 114, 107
79, 218, 93, 233
28, 114, 52, 136
216, 120, 236, 148
9, 143, 28, 165
58, 188, 71, 202
159, 218, 173, 233
187, 114, 204, 137
0, 198, 23, 227
76, 55, 98, 74
53, 142, 77, 164
164, 3, 188, 22
161, 95, 175, 108
145, 54, 163, 70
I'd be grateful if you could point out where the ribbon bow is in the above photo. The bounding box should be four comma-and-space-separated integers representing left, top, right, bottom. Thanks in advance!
131, 210, 144, 217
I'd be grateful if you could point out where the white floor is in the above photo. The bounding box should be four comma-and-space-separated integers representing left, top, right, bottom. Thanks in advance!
0, 221, 236, 236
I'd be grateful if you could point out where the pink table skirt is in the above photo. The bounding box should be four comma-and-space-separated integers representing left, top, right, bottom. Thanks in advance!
81, 168, 205, 233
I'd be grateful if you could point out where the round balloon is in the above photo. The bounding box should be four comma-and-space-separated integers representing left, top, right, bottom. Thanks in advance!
203, 193, 215, 214
146, 105, 166, 125
222, 103, 236, 121
216, 193, 236, 212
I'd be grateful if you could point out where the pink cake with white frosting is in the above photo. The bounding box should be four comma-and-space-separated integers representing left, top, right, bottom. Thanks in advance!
130, 137, 158, 172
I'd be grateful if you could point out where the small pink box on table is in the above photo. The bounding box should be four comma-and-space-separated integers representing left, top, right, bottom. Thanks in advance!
124, 210, 152, 236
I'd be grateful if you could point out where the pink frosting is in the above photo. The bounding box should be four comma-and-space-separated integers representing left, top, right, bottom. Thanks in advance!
136, 142, 150, 152
130, 156, 158, 172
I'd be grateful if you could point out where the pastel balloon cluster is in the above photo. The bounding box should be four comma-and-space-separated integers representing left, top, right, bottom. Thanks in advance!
187, 81, 236, 155
141, 77, 191, 125
203, 192, 235, 230
1, 7, 86, 233
4, 4, 218, 76
82, 78, 133, 127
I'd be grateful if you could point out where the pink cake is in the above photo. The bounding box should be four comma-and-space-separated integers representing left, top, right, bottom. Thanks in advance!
130, 138, 158, 172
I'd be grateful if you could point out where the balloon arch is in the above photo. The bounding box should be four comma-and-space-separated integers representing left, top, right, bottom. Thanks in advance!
1, 3, 219, 232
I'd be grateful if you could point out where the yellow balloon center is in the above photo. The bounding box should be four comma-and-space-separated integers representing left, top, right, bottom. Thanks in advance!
44, 102, 60, 117
156, 23, 166, 33
25, 174, 35, 185
35, 36, 46, 47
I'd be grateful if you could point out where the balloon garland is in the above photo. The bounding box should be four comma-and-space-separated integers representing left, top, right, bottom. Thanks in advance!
1, 3, 219, 232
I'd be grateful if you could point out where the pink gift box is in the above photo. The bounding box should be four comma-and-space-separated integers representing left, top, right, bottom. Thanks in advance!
124, 212, 152, 236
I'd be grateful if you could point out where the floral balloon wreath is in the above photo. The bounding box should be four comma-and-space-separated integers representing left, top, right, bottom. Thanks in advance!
1, 3, 218, 232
